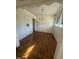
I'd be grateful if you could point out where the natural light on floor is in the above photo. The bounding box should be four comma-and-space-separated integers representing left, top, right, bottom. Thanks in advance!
22, 44, 35, 59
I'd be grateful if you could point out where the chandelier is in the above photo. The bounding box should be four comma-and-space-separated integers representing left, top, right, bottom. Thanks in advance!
38, 8, 44, 20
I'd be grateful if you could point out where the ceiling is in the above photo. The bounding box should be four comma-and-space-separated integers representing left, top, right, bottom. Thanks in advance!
16, 0, 63, 17
16, 0, 63, 7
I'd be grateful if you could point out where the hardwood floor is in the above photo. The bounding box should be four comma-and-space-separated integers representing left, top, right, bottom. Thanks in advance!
16, 32, 57, 59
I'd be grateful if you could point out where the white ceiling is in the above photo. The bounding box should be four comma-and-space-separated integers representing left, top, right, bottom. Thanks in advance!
22, 2, 61, 16
16, 0, 63, 17
16, 0, 62, 7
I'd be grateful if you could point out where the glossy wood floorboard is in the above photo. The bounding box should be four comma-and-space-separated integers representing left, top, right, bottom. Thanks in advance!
16, 32, 57, 59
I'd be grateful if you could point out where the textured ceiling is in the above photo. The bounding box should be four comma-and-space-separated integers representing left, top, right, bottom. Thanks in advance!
16, 0, 63, 7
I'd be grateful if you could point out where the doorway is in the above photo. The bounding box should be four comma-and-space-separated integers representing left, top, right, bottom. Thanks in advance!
32, 18, 35, 32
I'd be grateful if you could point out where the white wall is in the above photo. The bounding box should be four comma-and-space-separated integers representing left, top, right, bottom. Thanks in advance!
16, 36, 20, 47
35, 16, 54, 33
16, 8, 35, 40
55, 42, 63, 59
53, 25, 63, 59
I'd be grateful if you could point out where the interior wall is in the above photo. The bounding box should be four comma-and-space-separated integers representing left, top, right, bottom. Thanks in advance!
16, 36, 20, 47
55, 42, 63, 59
53, 25, 63, 59
35, 16, 54, 33
16, 8, 35, 40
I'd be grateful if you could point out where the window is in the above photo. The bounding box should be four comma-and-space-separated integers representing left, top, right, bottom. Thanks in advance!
55, 8, 63, 28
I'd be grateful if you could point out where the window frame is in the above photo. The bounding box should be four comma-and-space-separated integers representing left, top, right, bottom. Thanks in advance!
55, 7, 63, 28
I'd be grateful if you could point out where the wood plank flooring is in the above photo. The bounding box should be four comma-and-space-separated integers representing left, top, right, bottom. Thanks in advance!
16, 32, 57, 59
